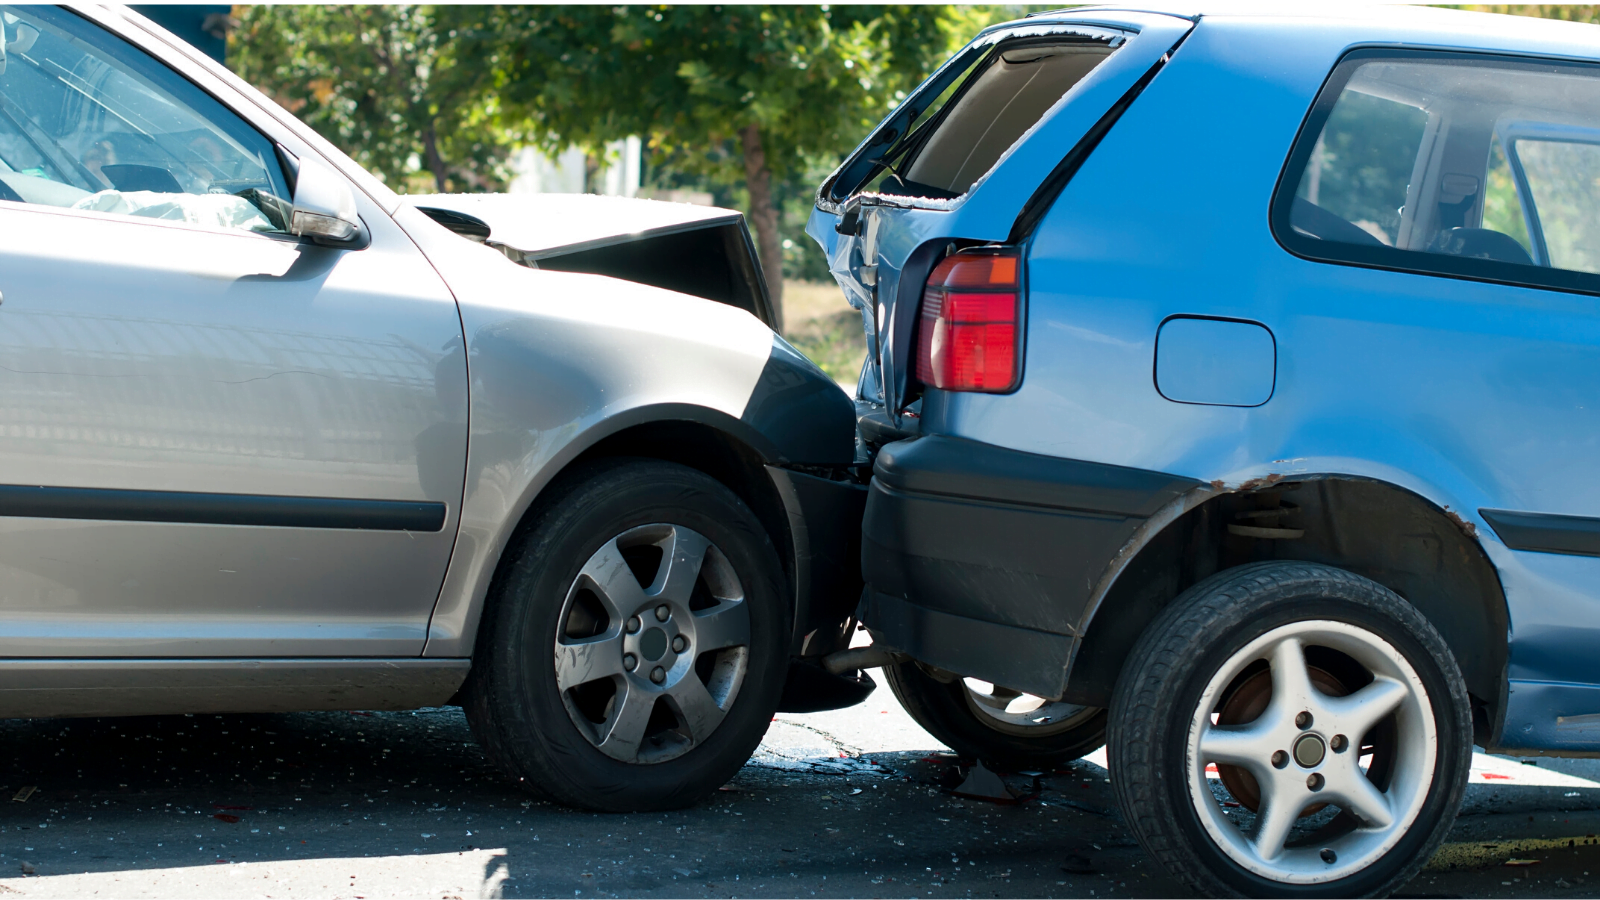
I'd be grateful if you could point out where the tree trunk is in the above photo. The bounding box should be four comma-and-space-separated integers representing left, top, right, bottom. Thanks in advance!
739, 123, 784, 331
422, 121, 449, 192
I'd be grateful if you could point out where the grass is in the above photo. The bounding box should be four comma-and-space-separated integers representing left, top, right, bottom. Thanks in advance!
780, 280, 867, 385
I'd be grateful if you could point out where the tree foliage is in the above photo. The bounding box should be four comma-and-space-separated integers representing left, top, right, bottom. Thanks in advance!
1463, 5, 1600, 22
229, 5, 514, 192
480, 7, 946, 176
472, 5, 984, 319
230, 5, 1032, 318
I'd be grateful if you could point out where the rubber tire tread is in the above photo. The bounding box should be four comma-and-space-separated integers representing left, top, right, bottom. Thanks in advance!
461, 457, 787, 812
1108, 561, 1472, 899
882, 661, 1106, 770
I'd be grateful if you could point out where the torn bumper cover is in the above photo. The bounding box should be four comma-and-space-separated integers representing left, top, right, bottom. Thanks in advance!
767, 465, 874, 713
859, 434, 1199, 699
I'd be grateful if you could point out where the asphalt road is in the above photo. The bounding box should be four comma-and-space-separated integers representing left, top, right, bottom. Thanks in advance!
3, 671, 1600, 899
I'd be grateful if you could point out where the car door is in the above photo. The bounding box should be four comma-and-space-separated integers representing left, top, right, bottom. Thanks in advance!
0, 5, 467, 657
805, 10, 1193, 423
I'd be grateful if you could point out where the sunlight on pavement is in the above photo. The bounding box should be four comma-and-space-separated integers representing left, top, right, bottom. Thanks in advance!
1470, 752, 1600, 788
0, 849, 510, 899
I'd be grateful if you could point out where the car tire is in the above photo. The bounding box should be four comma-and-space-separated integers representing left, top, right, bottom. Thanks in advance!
1109, 561, 1471, 898
883, 660, 1105, 770
462, 458, 787, 812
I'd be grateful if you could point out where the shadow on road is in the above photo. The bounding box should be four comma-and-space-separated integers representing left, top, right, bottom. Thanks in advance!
6, 705, 1600, 897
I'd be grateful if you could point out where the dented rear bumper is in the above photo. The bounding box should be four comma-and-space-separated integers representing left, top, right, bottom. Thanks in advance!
859, 434, 1199, 699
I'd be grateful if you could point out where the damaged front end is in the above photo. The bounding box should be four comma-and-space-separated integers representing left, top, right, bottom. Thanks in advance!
411, 191, 882, 714
409, 192, 777, 329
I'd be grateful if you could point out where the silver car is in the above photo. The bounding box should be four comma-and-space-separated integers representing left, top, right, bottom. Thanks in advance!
0, 5, 867, 811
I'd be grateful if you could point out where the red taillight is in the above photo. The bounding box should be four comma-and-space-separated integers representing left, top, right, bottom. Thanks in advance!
914, 251, 1021, 392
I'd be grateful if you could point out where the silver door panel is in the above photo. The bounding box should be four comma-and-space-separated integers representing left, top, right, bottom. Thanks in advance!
0, 519, 442, 656
0, 198, 467, 656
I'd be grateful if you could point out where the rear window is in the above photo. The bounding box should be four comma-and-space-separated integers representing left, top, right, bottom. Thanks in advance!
1273, 49, 1600, 295
826, 29, 1122, 204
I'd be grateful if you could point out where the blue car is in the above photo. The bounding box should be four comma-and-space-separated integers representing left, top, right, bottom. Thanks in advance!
809, 4, 1600, 896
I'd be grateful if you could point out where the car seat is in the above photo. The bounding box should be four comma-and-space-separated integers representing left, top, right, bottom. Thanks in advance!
1430, 227, 1534, 266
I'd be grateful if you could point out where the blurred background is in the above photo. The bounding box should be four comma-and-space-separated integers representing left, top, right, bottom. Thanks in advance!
130, 3, 1598, 383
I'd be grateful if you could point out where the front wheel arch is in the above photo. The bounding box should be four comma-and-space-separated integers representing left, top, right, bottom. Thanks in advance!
475, 414, 800, 660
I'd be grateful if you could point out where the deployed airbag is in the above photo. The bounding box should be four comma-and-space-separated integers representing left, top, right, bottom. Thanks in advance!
71, 189, 276, 232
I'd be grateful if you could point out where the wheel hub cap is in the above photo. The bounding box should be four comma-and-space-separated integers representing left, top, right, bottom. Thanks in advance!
553, 523, 751, 765
638, 627, 669, 661
1293, 733, 1326, 768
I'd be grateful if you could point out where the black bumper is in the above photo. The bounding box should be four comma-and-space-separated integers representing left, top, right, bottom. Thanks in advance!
860, 436, 1200, 698
767, 466, 867, 653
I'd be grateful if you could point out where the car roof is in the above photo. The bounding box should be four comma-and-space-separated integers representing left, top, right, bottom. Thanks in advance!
1020, 3, 1600, 61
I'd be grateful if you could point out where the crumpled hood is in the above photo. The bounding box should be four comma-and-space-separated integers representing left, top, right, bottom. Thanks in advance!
404, 192, 743, 261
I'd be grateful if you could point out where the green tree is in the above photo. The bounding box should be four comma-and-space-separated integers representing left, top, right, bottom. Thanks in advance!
1464, 5, 1600, 22
229, 5, 514, 192
473, 5, 973, 325
230, 4, 1033, 323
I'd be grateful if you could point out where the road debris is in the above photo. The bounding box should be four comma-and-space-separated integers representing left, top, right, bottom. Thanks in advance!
952, 761, 1016, 804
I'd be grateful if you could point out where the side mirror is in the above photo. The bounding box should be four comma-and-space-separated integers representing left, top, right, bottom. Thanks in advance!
289, 160, 361, 243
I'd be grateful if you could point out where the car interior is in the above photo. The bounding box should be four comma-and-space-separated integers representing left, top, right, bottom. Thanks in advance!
858, 37, 1117, 201
1289, 58, 1600, 276
0, 6, 292, 233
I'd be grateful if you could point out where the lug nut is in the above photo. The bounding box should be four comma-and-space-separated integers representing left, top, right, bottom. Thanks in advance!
1271, 750, 1289, 769
1306, 773, 1324, 792
650, 666, 666, 684
1330, 734, 1348, 753
672, 634, 688, 653
623, 653, 637, 671
626, 617, 642, 634
1295, 711, 1314, 730
1320, 848, 1337, 865
655, 604, 671, 622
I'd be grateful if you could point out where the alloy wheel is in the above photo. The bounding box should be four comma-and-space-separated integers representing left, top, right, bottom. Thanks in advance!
1185, 619, 1436, 884
960, 679, 1099, 740
554, 523, 750, 764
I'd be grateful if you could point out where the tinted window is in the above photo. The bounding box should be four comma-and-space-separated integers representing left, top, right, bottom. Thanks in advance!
827, 28, 1123, 204
1517, 139, 1600, 273
1273, 50, 1600, 295
1297, 92, 1427, 246
898, 44, 1113, 197
0, 6, 291, 233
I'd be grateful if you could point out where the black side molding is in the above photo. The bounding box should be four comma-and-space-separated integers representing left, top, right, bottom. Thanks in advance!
0, 485, 446, 532
1481, 508, 1600, 558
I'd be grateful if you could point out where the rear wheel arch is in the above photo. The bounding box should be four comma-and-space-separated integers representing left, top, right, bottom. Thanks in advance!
1068, 475, 1508, 745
